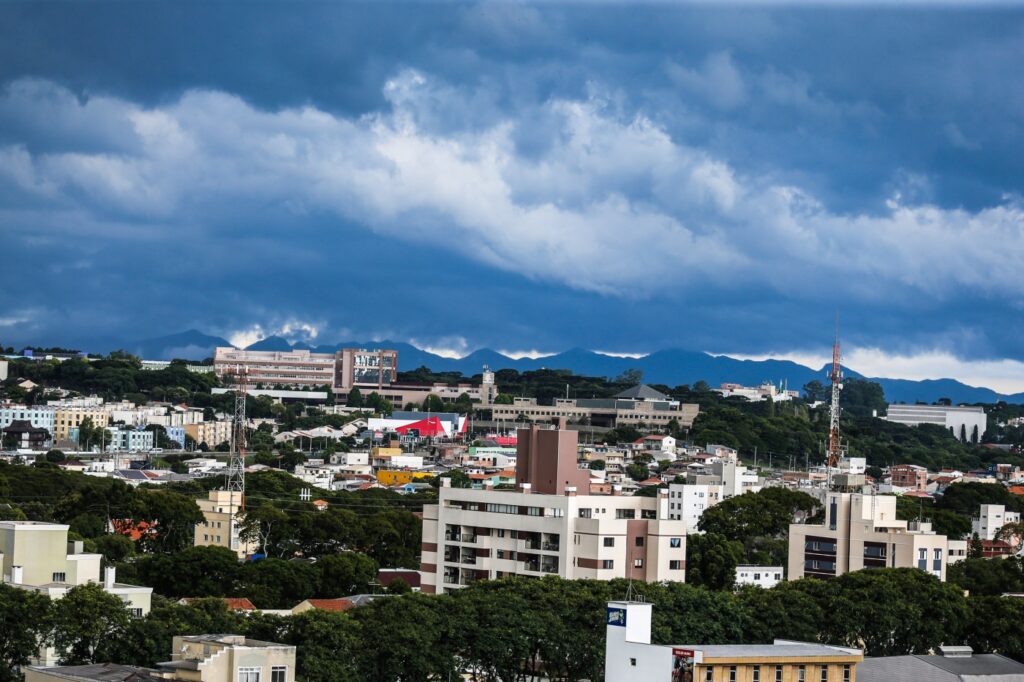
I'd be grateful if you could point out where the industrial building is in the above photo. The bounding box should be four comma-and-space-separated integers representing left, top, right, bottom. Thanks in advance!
884, 404, 987, 442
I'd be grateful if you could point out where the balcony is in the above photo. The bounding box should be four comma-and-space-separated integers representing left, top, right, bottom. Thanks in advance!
461, 556, 477, 565
525, 541, 542, 551
542, 542, 560, 552
461, 534, 478, 543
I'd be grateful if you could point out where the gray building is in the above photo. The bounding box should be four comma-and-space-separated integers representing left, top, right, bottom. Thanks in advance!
859, 647, 1024, 681
884, 404, 987, 442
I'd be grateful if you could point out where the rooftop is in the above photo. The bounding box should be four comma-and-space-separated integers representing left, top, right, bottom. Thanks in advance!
24, 663, 161, 681
613, 384, 672, 401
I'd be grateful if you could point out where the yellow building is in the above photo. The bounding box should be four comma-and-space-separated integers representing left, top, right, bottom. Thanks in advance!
376, 469, 434, 486
195, 490, 255, 559
184, 420, 233, 449
53, 408, 109, 442
605, 601, 862, 682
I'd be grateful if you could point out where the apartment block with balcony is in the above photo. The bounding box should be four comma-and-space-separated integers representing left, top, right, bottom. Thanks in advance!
195, 490, 255, 559
420, 425, 688, 594
53, 407, 109, 442
788, 493, 949, 581
972, 504, 1021, 541
184, 420, 233, 449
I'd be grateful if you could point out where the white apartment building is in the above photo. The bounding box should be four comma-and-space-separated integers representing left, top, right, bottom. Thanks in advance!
885, 404, 987, 442
789, 492, 949, 581
420, 425, 688, 594
735, 565, 784, 589
665, 484, 723, 532
668, 459, 763, 532
972, 504, 1021, 541
0, 405, 56, 434
715, 382, 799, 402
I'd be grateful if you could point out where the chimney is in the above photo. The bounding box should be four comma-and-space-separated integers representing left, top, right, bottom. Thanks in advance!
104, 566, 116, 589
521, 482, 532, 495
612, 484, 622, 496
10, 566, 23, 584
564, 485, 577, 497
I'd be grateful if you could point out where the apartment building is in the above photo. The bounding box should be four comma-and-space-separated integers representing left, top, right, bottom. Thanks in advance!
0, 404, 56, 433
26, 634, 295, 682
420, 424, 688, 594
885, 404, 987, 442
195, 490, 255, 559
735, 565, 784, 589
185, 420, 233, 449
1, 521, 152, 664
490, 385, 699, 430
666, 459, 763, 532
53, 407, 109, 442
972, 504, 1021, 541
788, 493, 949, 581
605, 600, 862, 682
104, 427, 155, 452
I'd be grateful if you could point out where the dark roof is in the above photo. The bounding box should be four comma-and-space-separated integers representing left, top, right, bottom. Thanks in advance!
613, 384, 671, 401
25, 663, 161, 681
859, 653, 1024, 681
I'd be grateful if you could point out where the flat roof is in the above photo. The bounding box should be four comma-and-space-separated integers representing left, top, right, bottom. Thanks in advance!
673, 641, 862, 660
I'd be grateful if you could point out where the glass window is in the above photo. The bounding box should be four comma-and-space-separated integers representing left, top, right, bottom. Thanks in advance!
821, 665, 828, 682
271, 667, 287, 682
602, 559, 614, 569
604, 537, 615, 547
843, 664, 851, 682
798, 665, 806, 682
52, 572, 66, 583
633, 558, 643, 568
635, 537, 645, 546
729, 666, 737, 682
238, 668, 261, 682
669, 560, 682, 570
705, 668, 713, 682
670, 537, 682, 548
775, 666, 783, 682
753, 666, 760, 682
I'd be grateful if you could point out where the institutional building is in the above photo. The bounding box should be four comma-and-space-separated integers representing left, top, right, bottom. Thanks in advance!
788, 492, 949, 581
489, 385, 699, 430
884, 404, 987, 442
419, 424, 688, 594
604, 600, 863, 682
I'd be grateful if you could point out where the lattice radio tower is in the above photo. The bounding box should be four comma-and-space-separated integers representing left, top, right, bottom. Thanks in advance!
826, 318, 844, 488
226, 365, 247, 510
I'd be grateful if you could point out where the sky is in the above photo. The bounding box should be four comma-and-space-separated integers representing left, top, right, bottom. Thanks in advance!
0, 2, 1023, 390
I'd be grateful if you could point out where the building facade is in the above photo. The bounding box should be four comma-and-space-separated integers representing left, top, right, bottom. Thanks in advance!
195, 490, 254, 559
972, 504, 1021, 541
0, 405, 55, 433
184, 420, 233, 449
889, 464, 928, 492
104, 427, 155, 452
420, 425, 688, 594
884, 404, 987, 442
735, 565, 784, 589
788, 493, 949, 581
490, 385, 699, 430
53, 408, 109, 442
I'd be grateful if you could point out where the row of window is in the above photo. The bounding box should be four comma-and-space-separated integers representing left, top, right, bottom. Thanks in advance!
238, 666, 288, 682
700, 663, 851, 682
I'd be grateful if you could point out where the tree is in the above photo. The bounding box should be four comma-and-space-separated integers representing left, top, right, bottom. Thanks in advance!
52, 583, 130, 664
615, 369, 644, 385
285, 610, 362, 682
347, 388, 363, 408
699, 488, 821, 540
130, 489, 203, 553
0, 583, 53, 681
238, 504, 292, 557
802, 380, 828, 403
44, 449, 66, 463
316, 552, 378, 597
589, 459, 606, 471
135, 546, 244, 599
353, 593, 459, 681
422, 394, 445, 413
241, 559, 319, 609
686, 533, 743, 590
493, 393, 515, 405
625, 463, 650, 481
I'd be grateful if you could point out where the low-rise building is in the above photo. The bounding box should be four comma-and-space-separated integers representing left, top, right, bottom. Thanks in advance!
735, 565, 784, 589
889, 464, 928, 492
104, 427, 155, 452
604, 599, 862, 682
788, 492, 949, 581
420, 424, 688, 594
0, 404, 56, 434
858, 646, 1024, 682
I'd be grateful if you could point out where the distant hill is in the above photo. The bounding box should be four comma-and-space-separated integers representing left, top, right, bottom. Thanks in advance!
124, 330, 230, 361
121, 330, 1024, 404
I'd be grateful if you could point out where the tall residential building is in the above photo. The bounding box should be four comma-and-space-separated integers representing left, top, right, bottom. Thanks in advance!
420, 424, 688, 594
53, 407, 109, 442
666, 459, 763, 531
195, 490, 255, 559
184, 420, 233, 449
884, 404, 987, 442
972, 504, 1021, 541
26, 634, 296, 682
788, 492, 949, 581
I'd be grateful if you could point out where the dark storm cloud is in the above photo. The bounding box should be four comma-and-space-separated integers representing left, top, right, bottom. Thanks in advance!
0, 1, 1022, 377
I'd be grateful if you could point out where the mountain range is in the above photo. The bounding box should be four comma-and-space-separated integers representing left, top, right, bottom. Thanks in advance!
125, 330, 1024, 405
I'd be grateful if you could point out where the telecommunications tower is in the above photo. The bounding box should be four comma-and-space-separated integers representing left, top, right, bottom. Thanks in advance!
826, 320, 844, 487
226, 365, 247, 512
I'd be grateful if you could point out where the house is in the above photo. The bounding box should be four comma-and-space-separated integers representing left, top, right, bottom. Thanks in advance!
634, 434, 677, 454
1, 419, 50, 449
858, 646, 1024, 681
26, 634, 296, 682
377, 568, 421, 591
291, 598, 356, 614
178, 597, 257, 612
735, 565, 784, 589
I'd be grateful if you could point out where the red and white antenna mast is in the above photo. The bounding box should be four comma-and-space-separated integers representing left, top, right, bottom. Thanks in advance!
826, 316, 843, 487
226, 365, 247, 509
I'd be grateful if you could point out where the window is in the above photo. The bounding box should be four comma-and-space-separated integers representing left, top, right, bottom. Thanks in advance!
820, 665, 828, 682
579, 508, 592, 519
602, 559, 614, 569
753, 666, 760, 682
635, 536, 645, 547
829, 497, 838, 530
669, 560, 682, 570
616, 508, 636, 520
604, 537, 615, 547
754, 573, 761, 581
729, 666, 737, 682
633, 558, 643, 568
705, 668, 713, 682
271, 666, 287, 682
933, 548, 943, 571
129, 608, 143, 618
238, 668, 261, 682
670, 537, 682, 548
775, 665, 783, 682
842, 664, 851, 681
918, 548, 927, 570
798, 665, 805, 681
630, 658, 636, 667
52, 572, 66, 583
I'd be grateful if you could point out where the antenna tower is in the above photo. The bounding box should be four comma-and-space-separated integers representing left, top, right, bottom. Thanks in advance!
226, 365, 247, 508
826, 318, 843, 487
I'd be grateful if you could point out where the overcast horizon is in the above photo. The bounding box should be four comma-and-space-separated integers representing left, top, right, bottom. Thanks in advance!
1, 2, 1022, 392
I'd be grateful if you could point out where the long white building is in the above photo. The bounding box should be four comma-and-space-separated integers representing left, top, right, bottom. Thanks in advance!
885, 404, 987, 442
420, 425, 688, 594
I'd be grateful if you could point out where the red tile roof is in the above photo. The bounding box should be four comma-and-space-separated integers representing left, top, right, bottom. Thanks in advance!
303, 598, 355, 612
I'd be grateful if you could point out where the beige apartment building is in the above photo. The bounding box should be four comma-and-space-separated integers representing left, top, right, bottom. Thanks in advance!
195, 490, 255, 559
53, 407, 109, 442
26, 634, 295, 682
213, 346, 399, 396
420, 425, 688, 594
788, 492, 949, 581
184, 420, 233, 449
